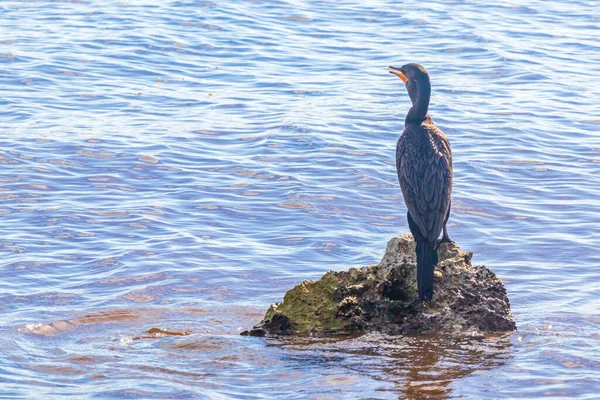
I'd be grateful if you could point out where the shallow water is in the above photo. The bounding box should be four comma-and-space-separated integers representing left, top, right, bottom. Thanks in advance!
1, 0, 599, 398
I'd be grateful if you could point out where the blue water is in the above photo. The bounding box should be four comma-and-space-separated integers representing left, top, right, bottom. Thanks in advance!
1, 0, 599, 398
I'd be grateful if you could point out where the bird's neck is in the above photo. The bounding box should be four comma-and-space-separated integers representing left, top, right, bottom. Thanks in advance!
405, 91, 430, 124
405, 106, 429, 125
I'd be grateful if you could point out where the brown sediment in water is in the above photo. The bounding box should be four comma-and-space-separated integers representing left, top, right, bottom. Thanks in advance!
26, 308, 200, 337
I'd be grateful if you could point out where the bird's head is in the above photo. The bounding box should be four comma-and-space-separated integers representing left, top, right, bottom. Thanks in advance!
388, 63, 431, 108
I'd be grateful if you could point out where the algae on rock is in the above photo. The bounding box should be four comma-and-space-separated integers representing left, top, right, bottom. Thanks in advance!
263, 272, 345, 334
242, 235, 516, 336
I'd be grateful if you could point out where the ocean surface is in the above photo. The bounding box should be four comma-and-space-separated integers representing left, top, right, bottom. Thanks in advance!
1, 0, 599, 398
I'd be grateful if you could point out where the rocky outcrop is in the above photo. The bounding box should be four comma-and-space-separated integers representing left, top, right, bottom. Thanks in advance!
242, 235, 516, 337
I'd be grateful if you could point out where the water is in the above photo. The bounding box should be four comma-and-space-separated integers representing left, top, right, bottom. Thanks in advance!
1, 0, 599, 398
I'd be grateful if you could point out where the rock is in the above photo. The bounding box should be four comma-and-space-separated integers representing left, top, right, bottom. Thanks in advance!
242, 235, 516, 336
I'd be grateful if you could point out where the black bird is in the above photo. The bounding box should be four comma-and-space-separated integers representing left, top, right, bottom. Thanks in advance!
388, 63, 453, 302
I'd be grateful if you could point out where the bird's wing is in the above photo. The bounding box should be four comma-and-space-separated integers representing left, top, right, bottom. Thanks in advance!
397, 128, 452, 243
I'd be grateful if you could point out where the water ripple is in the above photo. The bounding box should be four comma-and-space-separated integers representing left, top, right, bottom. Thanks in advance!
1, 0, 599, 398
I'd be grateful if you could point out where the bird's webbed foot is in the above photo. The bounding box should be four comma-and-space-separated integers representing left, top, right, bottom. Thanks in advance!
439, 235, 453, 245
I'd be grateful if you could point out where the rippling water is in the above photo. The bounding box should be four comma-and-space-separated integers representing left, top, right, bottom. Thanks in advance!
1, 0, 599, 398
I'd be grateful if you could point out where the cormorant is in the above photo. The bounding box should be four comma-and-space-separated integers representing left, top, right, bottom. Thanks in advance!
388, 63, 453, 302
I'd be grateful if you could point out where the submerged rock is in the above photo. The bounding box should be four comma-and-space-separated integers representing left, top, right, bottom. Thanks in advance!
242, 235, 516, 337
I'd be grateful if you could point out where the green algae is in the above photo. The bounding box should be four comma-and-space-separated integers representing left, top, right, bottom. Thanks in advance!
264, 271, 345, 333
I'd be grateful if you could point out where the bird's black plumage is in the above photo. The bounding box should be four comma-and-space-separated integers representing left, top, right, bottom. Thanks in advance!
388, 63, 453, 301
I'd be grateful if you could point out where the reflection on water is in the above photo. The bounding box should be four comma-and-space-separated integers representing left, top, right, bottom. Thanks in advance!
7, 305, 600, 398
276, 333, 513, 400
17, 308, 514, 399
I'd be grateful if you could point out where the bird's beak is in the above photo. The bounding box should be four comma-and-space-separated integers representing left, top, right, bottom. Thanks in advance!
388, 66, 407, 83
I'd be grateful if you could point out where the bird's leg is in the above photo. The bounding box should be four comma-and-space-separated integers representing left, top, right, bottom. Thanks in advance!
438, 204, 454, 245
440, 225, 452, 243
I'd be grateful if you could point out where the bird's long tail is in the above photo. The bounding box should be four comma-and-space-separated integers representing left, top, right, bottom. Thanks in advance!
416, 240, 437, 301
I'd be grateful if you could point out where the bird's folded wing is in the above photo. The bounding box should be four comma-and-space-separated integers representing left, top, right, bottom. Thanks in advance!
398, 141, 452, 243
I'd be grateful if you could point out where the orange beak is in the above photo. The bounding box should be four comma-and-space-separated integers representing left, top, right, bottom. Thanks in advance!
388, 66, 407, 83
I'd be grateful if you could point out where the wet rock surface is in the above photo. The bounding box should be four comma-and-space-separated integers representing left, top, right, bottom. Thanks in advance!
242, 235, 516, 337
